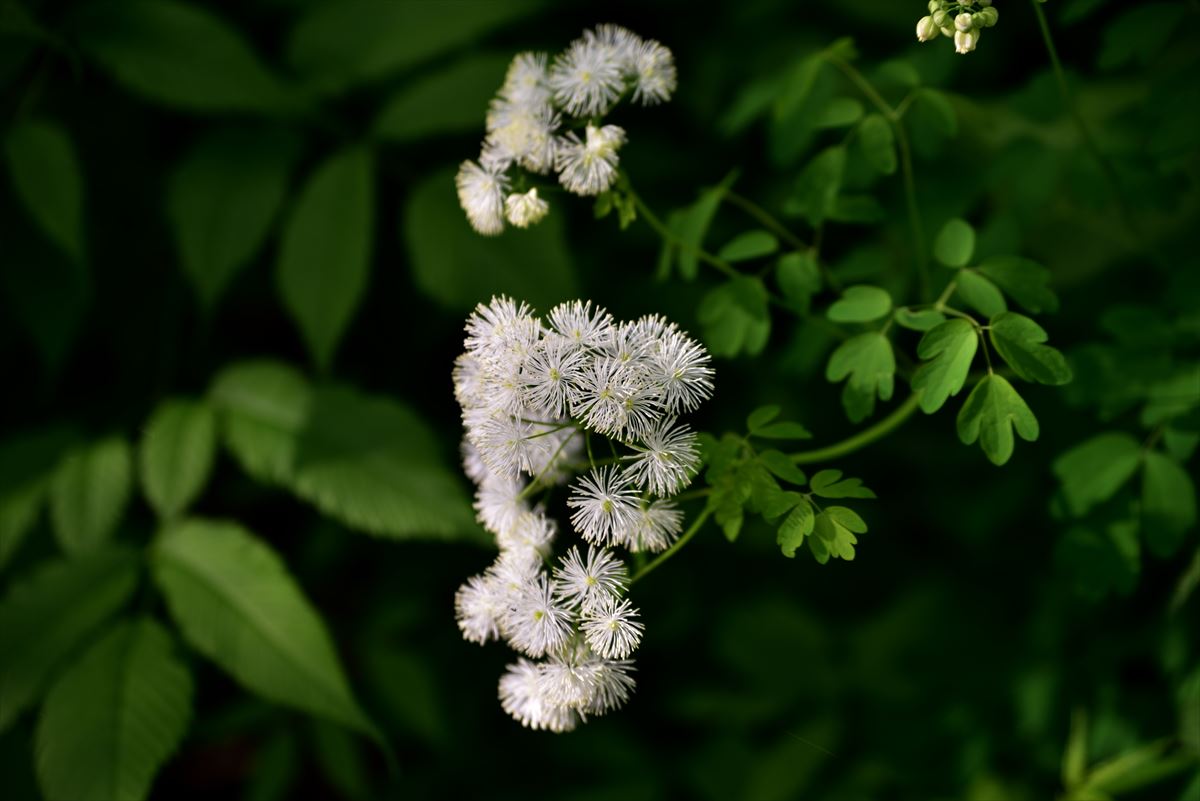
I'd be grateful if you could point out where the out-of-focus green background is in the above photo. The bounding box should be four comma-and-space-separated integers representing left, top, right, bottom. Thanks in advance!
1, 1, 1198, 799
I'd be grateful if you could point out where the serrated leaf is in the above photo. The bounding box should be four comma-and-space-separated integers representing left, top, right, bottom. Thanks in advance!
747, 405, 781, 432
0, 547, 140, 731
718, 230, 779, 262
810, 469, 876, 499
153, 519, 376, 735
168, 127, 303, 309
1142, 451, 1196, 557
210, 361, 478, 540
934, 218, 975, 269
66, 0, 299, 114
785, 145, 845, 227
373, 53, 511, 141
989, 312, 1073, 386
955, 270, 1007, 318
139, 399, 216, 520
758, 450, 807, 486
50, 437, 133, 556
858, 113, 896, 175
698, 277, 771, 358
826, 333, 895, 422
912, 319, 978, 414
277, 147, 373, 371
956, 375, 1039, 466
777, 499, 815, 558
750, 422, 812, 440
827, 285, 892, 323
895, 308, 946, 332
776, 251, 822, 312
1053, 432, 1143, 518
35, 618, 192, 801
977, 256, 1059, 314
4, 119, 84, 262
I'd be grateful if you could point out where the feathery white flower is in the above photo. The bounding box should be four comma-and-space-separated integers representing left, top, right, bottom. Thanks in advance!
538, 642, 603, 710
555, 124, 626, 196
630, 38, 676, 105
587, 656, 636, 714
524, 425, 581, 486
453, 353, 487, 411
504, 188, 550, 228
552, 545, 628, 612
473, 474, 529, 535
455, 160, 508, 235
499, 659, 579, 732
461, 438, 490, 485
625, 418, 700, 496
469, 412, 555, 478
548, 33, 625, 117
496, 509, 557, 566
548, 300, 616, 351
567, 465, 639, 546
504, 573, 573, 658
650, 329, 715, 413
487, 102, 559, 174
455, 572, 506, 644
497, 52, 552, 109
581, 595, 644, 658
628, 499, 683, 553
464, 296, 539, 364
521, 336, 586, 417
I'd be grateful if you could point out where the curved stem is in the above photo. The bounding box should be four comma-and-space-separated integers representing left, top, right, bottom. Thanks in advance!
723, 190, 810, 251
625, 182, 741, 281
789, 393, 921, 464
630, 507, 713, 585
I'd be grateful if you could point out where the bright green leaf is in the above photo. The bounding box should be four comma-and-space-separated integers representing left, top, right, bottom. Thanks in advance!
698, 277, 771, 358
750, 422, 812, 441
894, 308, 946, 332
956, 375, 1040, 466
777, 499, 815, 558
50, 437, 133, 556
139, 398, 216, 520
747, 405, 781, 432
277, 147, 373, 371
826, 285, 892, 323
758, 450, 807, 486
810, 469, 876, 499
35, 618, 192, 801
955, 270, 1007, 319
977, 256, 1060, 314
989, 312, 1073, 386
810, 508, 861, 562
826, 333, 895, 422
934, 218, 975, 269
1053, 432, 1143, 517
718, 230, 779, 262
4, 119, 84, 262
912, 319, 978, 414
858, 113, 896, 175
1142, 451, 1196, 557
372, 53, 511, 141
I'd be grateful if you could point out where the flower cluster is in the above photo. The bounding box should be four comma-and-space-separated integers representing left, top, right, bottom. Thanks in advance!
452, 297, 714, 731
916, 0, 999, 54
455, 25, 677, 236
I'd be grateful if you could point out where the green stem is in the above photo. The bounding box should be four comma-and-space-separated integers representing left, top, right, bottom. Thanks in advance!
625, 182, 741, 281
789, 393, 921, 464
630, 507, 713, 585
723, 190, 810, 251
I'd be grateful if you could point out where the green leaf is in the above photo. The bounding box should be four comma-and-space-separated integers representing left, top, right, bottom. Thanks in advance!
50, 437, 133, 556
977, 256, 1059, 314
769, 55, 830, 164
858, 113, 896, 175
1063, 708, 1089, 789
757, 450, 807, 486
403, 167, 577, 310
912, 319, 978, 414
826, 285, 892, 323
825, 333, 895, 422
1141, 451, 1196, 557
1056, 523, 1140, 601
153, 519, 377, 735
66, 0, 298, 114
676, 173, 738, 280
894, 308, 946, 332
914, 89, 957, 136
933, 218, 975, 269
810, 507, 863, 563
809, 469, 876, 499
828, 195, 885, 224
372, 52, 510, 141
168, 127, 303, 309
777, 498, 815, 558
750, 422, 812, 441
776, 251, 822, 312
35, 619, 192, 801
955, 270, 1007, 319
277, 146, 373, 371
746, 405, 781, 432
1053, 433, 1143, 518
989, 312, 1073, 386
785, 146, 845, 227
956, 375, 1040, 466
717, 230, 779, 262
210, 361, 479, 540
139, 398, 217, 520
698, 277, 771, 358
310, 721, 372, 801
286, 0, 540, 95
0, 427, 78, 571
0, 547, 140, 731
814, 97, 863, 128
4, 119, 84, 262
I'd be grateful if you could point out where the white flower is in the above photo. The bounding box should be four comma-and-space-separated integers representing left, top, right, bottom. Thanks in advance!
567, 465, 640, 546
461, 438, 490, 485
455, 160, 508, 235
453, 353, 487, 411
552, 544, 628, 611
916, 15, 939, 42
954, 29, 979, 54
487, 102, 559, 174
547, 300, 615, 351
630, 38, 676, 105
504, 188, 550, 228
521, 336, 586, 417
473, 474, 529, 535
504, 573, 573, 657
496, 509, 557, 566
469, 412, 555, 479
538, 642, 603, 710
555, 124, 626, 196
571, 357, 658, 437
625, 418, 700, 497
464, 296, 539, 366
586, 657, 636, 714
524, 425, 581, 486
548, 32, 625, 117
497, 52, 552, 109
954, 12, 974, 32
499, 659, 579, 732
455, 572, 505, 644
649, 328, 715, 414
628, 499, 683, 553
581, 595, 644, 659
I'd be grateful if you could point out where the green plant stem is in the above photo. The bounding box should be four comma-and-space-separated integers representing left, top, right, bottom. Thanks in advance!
723, 189, 809, 251
630, 507, 713, 585
789, 393, 921, 464
625, 183, 741, 281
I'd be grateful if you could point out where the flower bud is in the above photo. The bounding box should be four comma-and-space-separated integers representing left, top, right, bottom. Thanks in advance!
928, 0, 939, 11
932, 9, 949, 27
979, 7, 998, 26
916, 15, 939, 42
940, 26, 954, 38
504, 188, 550, 228
978, 0, 992, 6
954, 29, 978, 54
954, 12, 973, 32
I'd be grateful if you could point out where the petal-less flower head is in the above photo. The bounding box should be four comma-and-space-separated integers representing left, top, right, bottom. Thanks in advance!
548, 31, 626, 118
548, 300, 616, 351
628, 498, 683, 553
552, 544, 628, 612
555, 124, 626, 196
497, 51, 552, 109
499, 658, 580, 732
567, 465, 640, 546
650, 328, 715, 414
625, 418, 700, 497
521, 335, 586, 417
581, 595, 644, 659
455, 572, 506, 645
630, 38, 677, 105
455, 160, 509, 235
504, 573, 574, 658
505, 188, 550, 228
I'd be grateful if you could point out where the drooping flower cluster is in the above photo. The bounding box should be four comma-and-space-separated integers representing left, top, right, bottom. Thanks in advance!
455, 25, 677, 235
916, 0, 999, 54
453, 297, 714, 731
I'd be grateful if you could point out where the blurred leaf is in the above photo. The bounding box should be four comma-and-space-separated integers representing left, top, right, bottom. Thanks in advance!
912, 319, 978, 414
309, 721, 371, 801
909, 88, 957, 158
1096, 3, 1186, 71
776, 251, 822, 312
746, 405, 780, 432
989, 312, 1073, 386
66, 0, 299, 114
1056, 524, 1140, 600
168, 127, 303, 309
1063, 708, 1089, 790
245, 730, 299, 801
785, 145, 845, 227
895, 308, 946, 332
826, 285, 891, 323
362, 644, 448, 748
210, 360, 479, 540
153, 519, 378, 736
717, 230, 778, 262
50, 436, 133, 556
35, 618, 192, 801
675, 174, 737, 281
0, 547, 139, 731
828, 194, 885, 224
698, 277, 771, 358
278, 146, 374, 371
934, 218, 975, 268
139, 398, 217, 520
815, 96, 863, 128
826, 332, 895, 422
1054, 433, 1143, 517
955, 270, 1007, 319
373, 53, 509, 141
0, 231, 89, 372
810, 469, 875, 499
750, 421, 812, 440
4, 119, 84, 262
858, 113, 896, 175
286, 0, 539, 94
977, 256, 1059, 314
404, 167, 577, 309
0, 427, 77, 571
1141, 451, 1196, 557
957, 374, 1039, 466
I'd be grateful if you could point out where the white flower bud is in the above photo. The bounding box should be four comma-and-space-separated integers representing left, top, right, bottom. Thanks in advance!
932, 9, 949, 27
979, 7, 999, 26
979, 0, 992, 6
916, 15, 939, 42
504, 188, 550, 228
954, 12, 973, 32
954, 29, 978, 54
927, 0, 939, 11
940, 26, 954, 38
